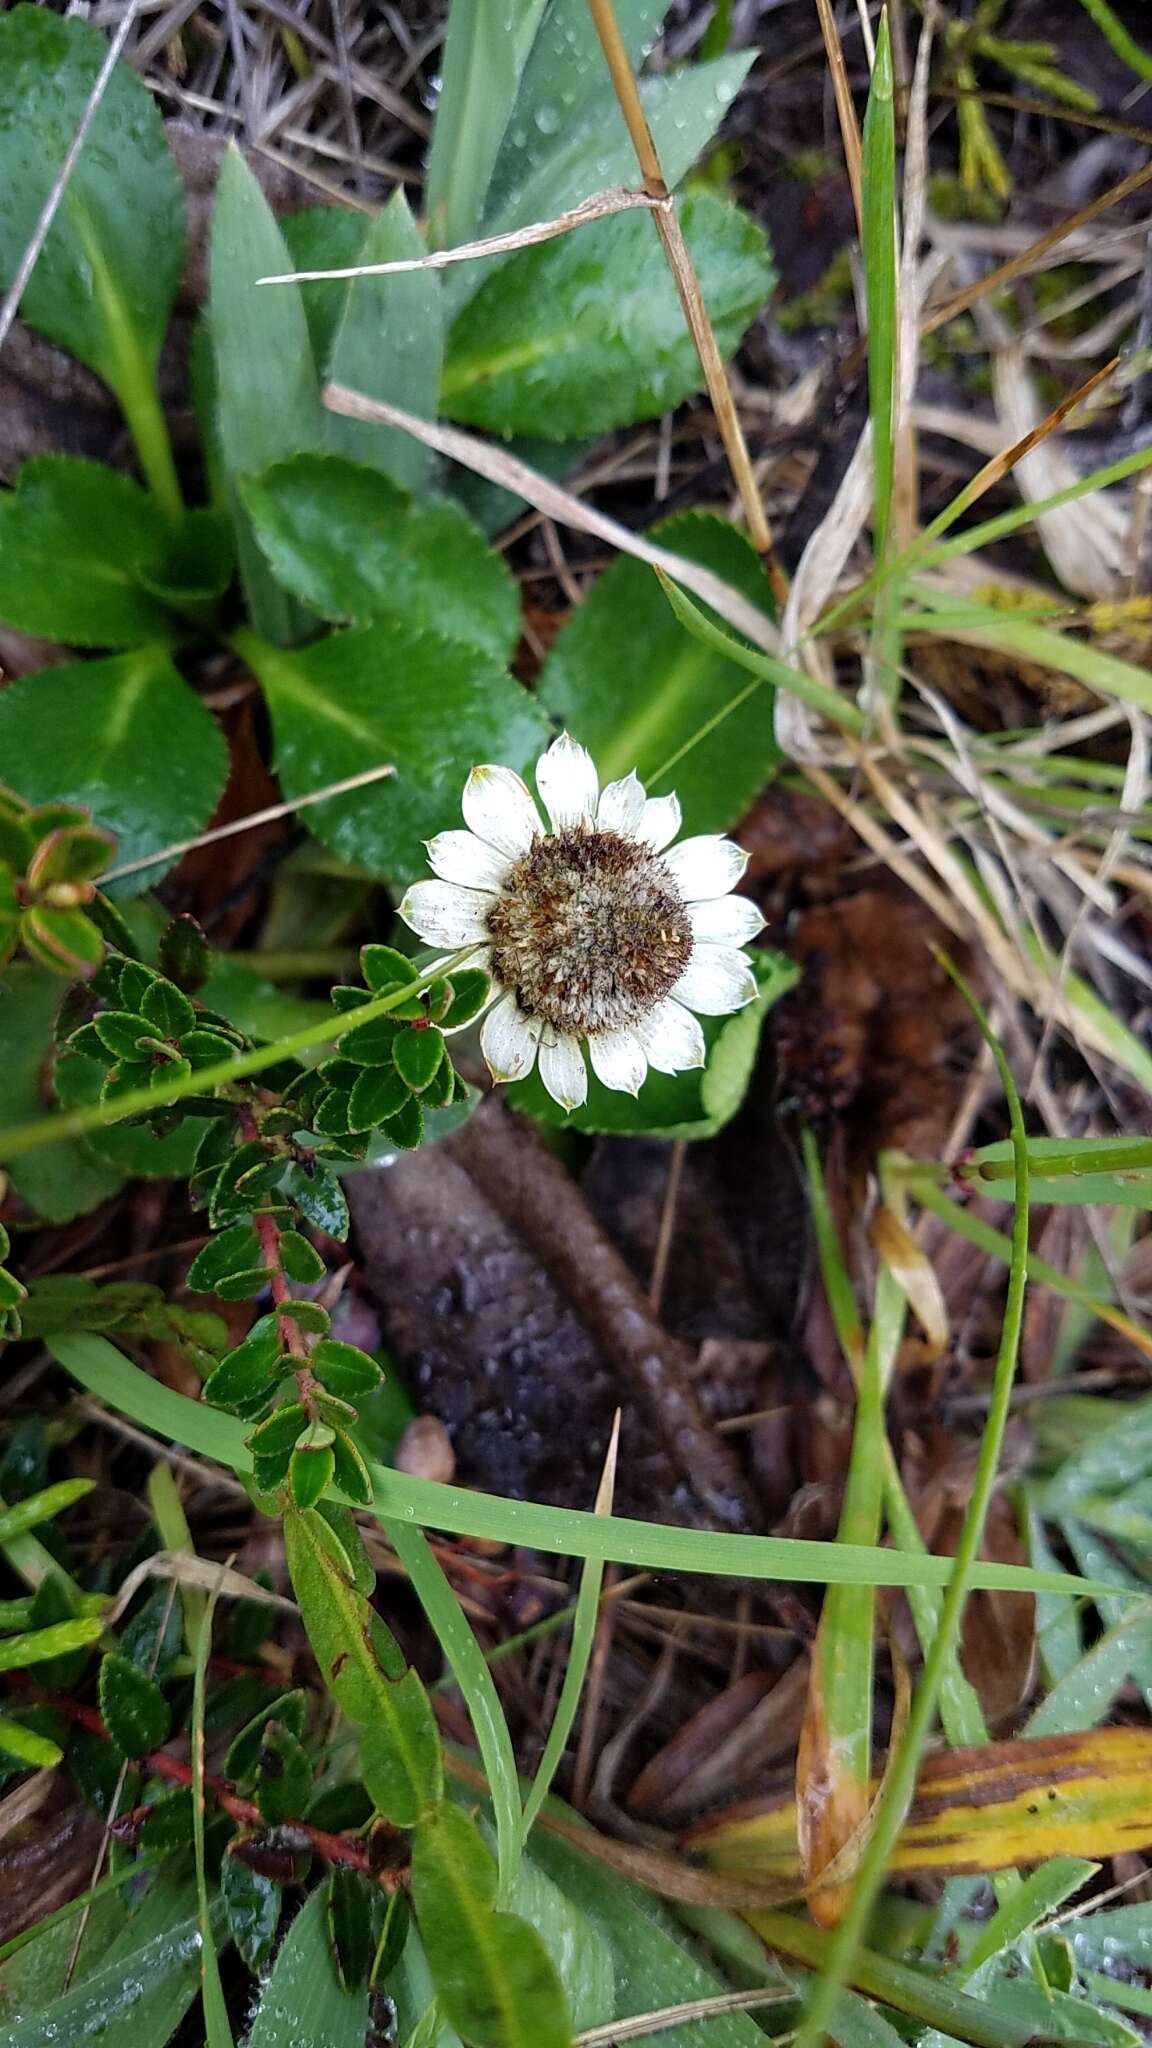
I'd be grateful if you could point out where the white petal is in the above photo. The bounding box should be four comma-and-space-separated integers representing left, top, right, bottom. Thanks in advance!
535, 733, 599, 830
661, 834, 748, 901
399, 881, 494, 948
588, 1027, 647, 1095
538, 1032, 588, 1112
637, 998, 706, 1075
689, 894, 765, 946
671, 943, 758, 1015
461, 764, 542, 858
597, 771, 646, 836
481, 993, 542, 1083
635, 791, 681, 852
426, 829, 510, 891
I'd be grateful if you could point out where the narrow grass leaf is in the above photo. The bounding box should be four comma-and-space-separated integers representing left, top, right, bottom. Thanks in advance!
425, 0, 547, 248
520, 1415, 619, 1851
385, 1515, 522, 1900
860, 14, 897, 565
51, 1334, 1137, 1603
192, 1567, 234, 2048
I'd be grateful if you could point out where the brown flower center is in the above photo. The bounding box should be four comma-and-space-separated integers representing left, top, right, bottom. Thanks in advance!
485, 826, 693, 1037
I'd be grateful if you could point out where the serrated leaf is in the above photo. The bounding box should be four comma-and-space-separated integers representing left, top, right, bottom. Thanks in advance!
0, 458, 178, 647
538, 511, 779, 835
254, 1720, 314, 1824
248, 1402, 309, 1461
383, 1093, 425, 1151
443, 969, 492, 1030
329, 1427, 374, 1508
443, 191, 774, 439
290, 1438, 335, 1509
22, 906, 106, 979
393, 1027, 445, 1093
25, 822, 116, 892
0, 649, 228, 898
158, 913, 213, 993
361, 945, 419, 989
98, 1650, 170, 1759
281, 1166, 350, 1239
245, 1878, 367, 2048
140, 978, 197, 1039
221, 1851, 282, 1974
0, 7, 184, 393
278, 1230, 326, 1283
311, 1339, 385, 1402
284, 1506, 442, 1827
327, 1868, 376, 1993
242, 620, 548, 881
412, 1804, 571, 2048
209, 144, 325, 643
186, 1224, 265, 1293
326, 192, 443, 493
94, 1010, 152, 1060
244, 454, 520, 661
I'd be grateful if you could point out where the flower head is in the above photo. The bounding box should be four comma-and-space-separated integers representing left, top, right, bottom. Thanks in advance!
399, 734, 763, 1112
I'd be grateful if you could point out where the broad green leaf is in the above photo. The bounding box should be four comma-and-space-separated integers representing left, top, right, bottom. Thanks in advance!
0, 7, 184, 477
246, 1882, 367, 2048
412, 1804, 571, 2048
98, 1651, 170, 1759
239, 621, 548, 880
242, 454, 519, 660
507, 949, 796, 1135
0, 966, 124, 1222
327, 193, 444, 493
485, 0, 667, 218
449, 53, 755, 318
209, 145, 325, 641
0, 649, 228, 896
0, 1870, 204, 2048
442, 191, 774, 438
283, 1503, 442, 1826
538, 512, 779, 833
280, 205, 367, 368
530, 1827, 768, 2047
0, 459, 178, 648
425, 0, 547, 248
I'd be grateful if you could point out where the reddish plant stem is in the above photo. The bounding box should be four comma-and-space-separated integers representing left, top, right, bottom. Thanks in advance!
15, 1684, 402, 1884
238, 1107, 314, 1397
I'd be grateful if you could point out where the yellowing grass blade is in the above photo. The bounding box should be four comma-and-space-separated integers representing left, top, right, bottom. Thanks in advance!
689, 1725, 1152, 1883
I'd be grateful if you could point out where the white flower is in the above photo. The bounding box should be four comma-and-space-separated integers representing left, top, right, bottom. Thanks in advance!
399, 734, 763, 1113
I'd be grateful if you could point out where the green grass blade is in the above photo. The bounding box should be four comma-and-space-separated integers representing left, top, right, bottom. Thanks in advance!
519, 1417, 618, 1852
655, 569, 866, 733
1073, 0, 1152, 81
796, 955, 1031, 2048
424, 0, 547, 248
192, 1567, 234, 2048
51, 1335, 1133, 1603
384, 1516, 523, 1901
861, 14, 897, 567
